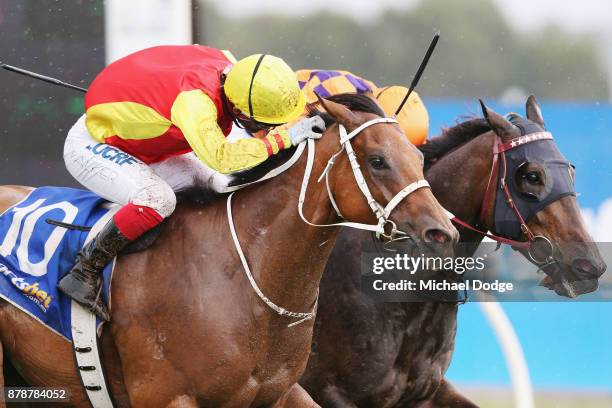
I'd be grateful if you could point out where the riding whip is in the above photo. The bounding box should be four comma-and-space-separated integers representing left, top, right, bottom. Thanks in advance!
1, 62, 88, 93
394, 32, 440, 116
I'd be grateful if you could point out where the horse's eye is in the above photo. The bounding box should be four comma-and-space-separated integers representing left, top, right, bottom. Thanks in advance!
368, 156, 388, 170
523, 172, 541, 184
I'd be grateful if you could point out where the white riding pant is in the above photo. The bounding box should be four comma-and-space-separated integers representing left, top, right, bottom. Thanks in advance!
64, 115, 232, 218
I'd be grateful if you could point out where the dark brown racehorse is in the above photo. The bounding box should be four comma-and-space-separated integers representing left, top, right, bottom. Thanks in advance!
300, 96, 606, 407
0, 94, 457, 407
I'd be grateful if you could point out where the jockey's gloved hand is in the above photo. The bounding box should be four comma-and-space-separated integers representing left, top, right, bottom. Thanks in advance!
289, 116, 326, 145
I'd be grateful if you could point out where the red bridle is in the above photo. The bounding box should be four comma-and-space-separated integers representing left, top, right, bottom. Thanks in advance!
451, 132, 554, 250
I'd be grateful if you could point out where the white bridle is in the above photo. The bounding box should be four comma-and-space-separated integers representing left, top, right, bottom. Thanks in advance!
227, 116, 431, 326
299, 117, 430, 239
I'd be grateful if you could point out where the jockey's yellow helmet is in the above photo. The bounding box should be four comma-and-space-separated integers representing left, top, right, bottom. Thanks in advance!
375, 86, 429, 146
224, 54, 306, 125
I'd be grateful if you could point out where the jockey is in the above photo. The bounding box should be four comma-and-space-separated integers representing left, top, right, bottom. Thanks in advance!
296, 69, 429, 145
58, 45, 325, 320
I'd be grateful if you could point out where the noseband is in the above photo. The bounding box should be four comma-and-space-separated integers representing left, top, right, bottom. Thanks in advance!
299, 117, 431, 240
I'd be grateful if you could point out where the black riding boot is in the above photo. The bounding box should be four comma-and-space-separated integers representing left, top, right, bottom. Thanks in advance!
58, 219, 131, 321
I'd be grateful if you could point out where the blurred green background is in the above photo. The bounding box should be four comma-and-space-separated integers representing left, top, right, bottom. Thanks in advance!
197, 0, 610, 101
1, 0, 610, 186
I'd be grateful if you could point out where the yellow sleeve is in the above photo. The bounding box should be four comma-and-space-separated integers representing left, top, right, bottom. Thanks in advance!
170, 90, 292, 174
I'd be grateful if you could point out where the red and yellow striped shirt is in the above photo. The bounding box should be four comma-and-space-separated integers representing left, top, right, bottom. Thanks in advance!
84, 45, 291, 173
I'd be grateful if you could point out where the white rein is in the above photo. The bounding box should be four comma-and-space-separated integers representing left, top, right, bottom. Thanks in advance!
226, 117, 430, 326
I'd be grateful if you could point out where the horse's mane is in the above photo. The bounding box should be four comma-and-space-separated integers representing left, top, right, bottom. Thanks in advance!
179, 93, 384, 204
418, 118, 491, 167
310, 92, 386, 121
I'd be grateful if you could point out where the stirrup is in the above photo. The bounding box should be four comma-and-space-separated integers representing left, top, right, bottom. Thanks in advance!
90, 279, 110, 321
58, 269, 110, 321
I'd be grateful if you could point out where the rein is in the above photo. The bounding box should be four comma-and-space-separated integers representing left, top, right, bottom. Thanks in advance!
219, 142, 307, 193
451, 131, 557, 266
299, 118, 430, 239
227, 116, 430, 326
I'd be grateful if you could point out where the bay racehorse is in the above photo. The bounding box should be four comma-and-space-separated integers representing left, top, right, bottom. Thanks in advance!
299, 96, 606, 407
0, 94, 457, 407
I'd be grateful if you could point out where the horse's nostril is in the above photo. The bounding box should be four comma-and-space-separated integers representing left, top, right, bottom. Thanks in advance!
425, 228, 451, 244
572, 258, 601, 277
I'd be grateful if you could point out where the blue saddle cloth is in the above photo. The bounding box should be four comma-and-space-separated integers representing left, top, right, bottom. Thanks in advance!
0, 187, 115, 341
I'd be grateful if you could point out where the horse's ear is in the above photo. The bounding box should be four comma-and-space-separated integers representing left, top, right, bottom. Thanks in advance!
479, 99, 519, 141
314, 92, 358, 126
526, 95, 545, 128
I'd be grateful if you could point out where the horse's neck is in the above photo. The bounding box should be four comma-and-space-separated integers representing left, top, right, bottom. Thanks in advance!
229, 140, 341, 313
426, 131, 496, 254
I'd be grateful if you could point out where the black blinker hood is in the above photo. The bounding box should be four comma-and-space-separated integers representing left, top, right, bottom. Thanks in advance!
493, 114, 576, 239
